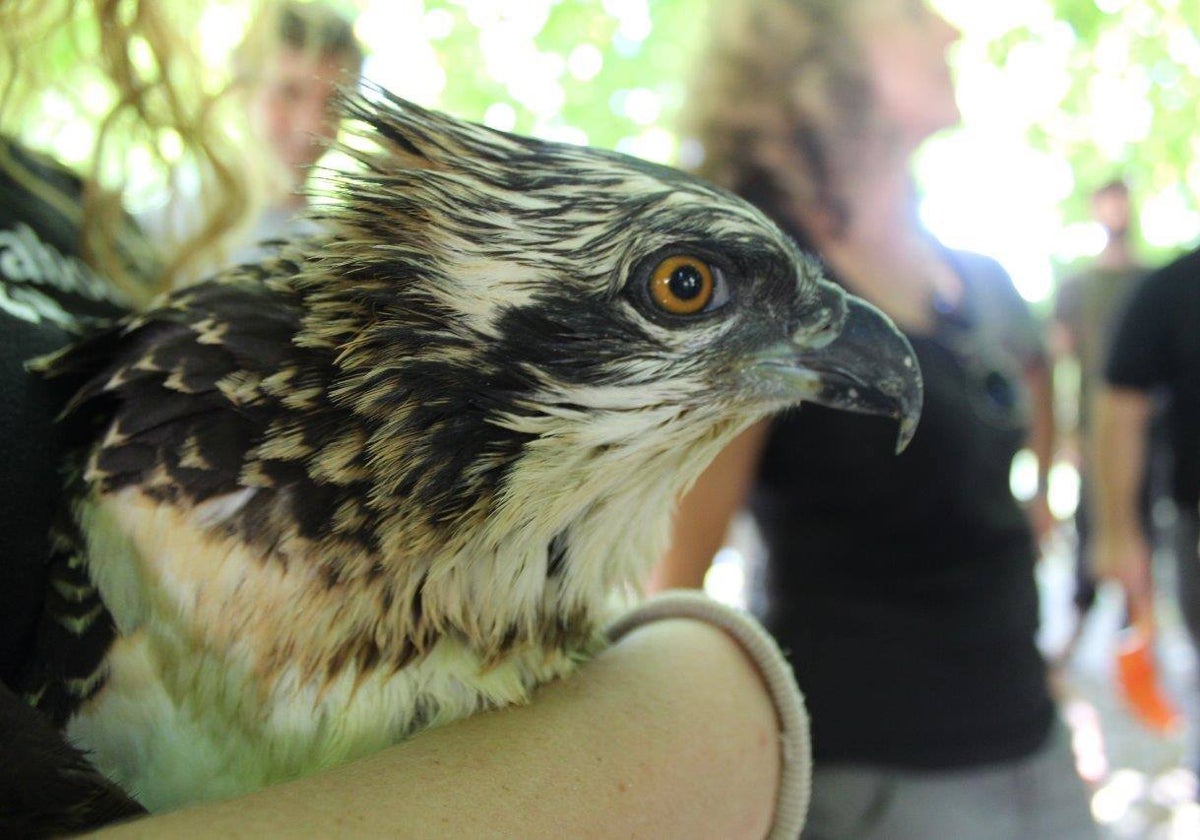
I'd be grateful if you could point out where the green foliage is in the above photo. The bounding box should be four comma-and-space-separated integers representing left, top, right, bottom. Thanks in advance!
401, 0, 707, 157
990, 0, 1200, 256
386, 0, 1197, 257
22, 0, 1199, 257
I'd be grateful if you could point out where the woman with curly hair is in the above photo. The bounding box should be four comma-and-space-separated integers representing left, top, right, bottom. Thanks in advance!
661, 1, 1097, 837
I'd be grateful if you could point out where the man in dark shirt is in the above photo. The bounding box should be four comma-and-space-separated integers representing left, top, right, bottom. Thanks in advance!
1093, 244, 1200, 734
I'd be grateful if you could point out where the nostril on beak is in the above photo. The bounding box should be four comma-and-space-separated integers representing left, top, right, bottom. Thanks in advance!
790, 302, 846, 351
796, 314, 835, 349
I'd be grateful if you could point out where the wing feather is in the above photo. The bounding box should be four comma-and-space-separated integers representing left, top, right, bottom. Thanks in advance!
22, 276, 320, 721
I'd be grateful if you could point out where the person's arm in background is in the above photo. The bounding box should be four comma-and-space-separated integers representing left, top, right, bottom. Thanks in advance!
1047, 282, 1083, 509
1025, 356, 1058, 544
974, 254, 1058, 544
1006, 261, 1058, 545
1090, 385, 1154, 625
651, 420, 771, 591
1089, 260, 1173, 629
86, 617, 784, 840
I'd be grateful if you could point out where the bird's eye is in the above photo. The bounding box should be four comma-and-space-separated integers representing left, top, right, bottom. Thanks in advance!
647, 255, 727, 316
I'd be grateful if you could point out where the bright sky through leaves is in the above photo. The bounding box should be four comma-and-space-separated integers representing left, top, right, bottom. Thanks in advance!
335, 0, 1200, 304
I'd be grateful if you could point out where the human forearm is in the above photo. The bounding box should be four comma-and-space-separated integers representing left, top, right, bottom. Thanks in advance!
1025, 361, 1055, 492
1090, 385, 1153, 620
1024, 360, 1056, 541
1091, 386, 1151, 546
84, 618, 783, 840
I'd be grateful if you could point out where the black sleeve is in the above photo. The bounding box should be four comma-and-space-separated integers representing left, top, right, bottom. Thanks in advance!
995, 263, 1047, 368
960, 250, 1046, 367
0, 317, 78, 687
0, 682, 146, 836
0, 141, 136, 688
1104, 269, 1173, 390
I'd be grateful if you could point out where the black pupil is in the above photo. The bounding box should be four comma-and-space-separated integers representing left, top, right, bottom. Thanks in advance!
669, 264, 705, 300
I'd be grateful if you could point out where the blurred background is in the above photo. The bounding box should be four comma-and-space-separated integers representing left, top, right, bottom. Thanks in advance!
28, 0, 1200, 305
27, 1, 1200, 836
353, 0, 1198, 311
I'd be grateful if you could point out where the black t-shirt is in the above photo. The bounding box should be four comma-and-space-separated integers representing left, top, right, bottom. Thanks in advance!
1105, 246, 1200, 507
751, 249, 1055, 768
0, 140, 137, 687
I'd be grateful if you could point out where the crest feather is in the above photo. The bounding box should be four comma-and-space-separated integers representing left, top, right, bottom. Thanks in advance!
338, 84, 537, 175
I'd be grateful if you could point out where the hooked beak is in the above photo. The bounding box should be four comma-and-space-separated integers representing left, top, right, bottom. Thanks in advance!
752, 287, 924, 453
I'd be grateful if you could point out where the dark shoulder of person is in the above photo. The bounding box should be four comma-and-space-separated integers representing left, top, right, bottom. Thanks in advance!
0, 138, 136, 688
1105, 246, 1200, 389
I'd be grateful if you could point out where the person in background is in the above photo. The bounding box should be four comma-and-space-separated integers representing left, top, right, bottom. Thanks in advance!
0, 1, 806, 836
230, 0, 364, 262
657, 0, 1096, 837
1092, 242, 1200, 762
146, 1, 365, 272
1051, 178, 1164, 663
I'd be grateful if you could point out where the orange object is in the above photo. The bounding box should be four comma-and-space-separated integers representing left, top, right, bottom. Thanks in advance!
1115, 628, 1183, 734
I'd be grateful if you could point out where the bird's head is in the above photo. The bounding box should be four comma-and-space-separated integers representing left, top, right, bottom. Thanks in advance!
279, 88, 921, 630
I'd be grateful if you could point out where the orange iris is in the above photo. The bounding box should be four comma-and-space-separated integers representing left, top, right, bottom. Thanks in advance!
648, 255, 714, 315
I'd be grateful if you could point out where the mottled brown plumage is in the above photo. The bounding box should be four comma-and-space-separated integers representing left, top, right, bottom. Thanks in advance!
19, 87, 921, 812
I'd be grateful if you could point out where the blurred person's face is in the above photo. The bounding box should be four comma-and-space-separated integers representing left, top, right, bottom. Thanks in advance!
855, 0, 962, 149
1092, 188, 1132, 238
249, 46, 358, 191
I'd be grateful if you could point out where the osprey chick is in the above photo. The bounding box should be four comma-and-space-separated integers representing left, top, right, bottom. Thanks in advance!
22, 88, 921, 810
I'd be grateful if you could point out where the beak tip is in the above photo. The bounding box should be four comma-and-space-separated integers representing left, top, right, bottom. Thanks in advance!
892, 351, 923, 454
894, 415, 918, 454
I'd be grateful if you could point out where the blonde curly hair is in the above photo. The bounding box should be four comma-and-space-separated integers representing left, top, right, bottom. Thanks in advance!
681, 0, 886, 238
0, 0, 261, 305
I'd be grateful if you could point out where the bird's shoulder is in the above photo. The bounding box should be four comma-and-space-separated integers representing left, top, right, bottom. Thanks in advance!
43, 273, 330, 507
